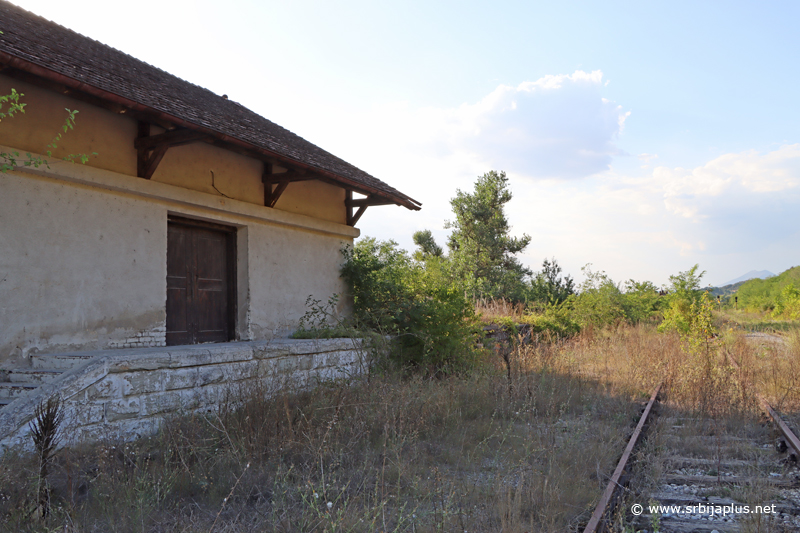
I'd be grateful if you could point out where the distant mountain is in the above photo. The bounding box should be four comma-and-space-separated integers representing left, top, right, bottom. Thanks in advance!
719, 270, 774, 288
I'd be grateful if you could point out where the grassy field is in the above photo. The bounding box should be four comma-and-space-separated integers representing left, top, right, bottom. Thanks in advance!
1, 312, 799, 532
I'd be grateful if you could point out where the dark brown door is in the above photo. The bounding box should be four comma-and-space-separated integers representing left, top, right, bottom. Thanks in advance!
166, 217, 236, 346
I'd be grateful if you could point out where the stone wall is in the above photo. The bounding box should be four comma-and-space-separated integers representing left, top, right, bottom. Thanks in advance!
0, 338, 367, 453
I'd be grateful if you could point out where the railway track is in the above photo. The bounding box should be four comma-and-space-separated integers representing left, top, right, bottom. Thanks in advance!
583, 353, 800, 533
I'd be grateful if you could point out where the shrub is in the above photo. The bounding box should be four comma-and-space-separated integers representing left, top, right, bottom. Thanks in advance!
341, 238, 480, 372
622, 279, 665, 324
522, 305, 581, 339
526, 257, 576, 307
290, 294, 362, 339
659, 265, 706, 334
773, 283, 800, 320
566, 265, 627, 328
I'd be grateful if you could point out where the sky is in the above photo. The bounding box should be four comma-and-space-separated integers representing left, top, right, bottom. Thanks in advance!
9, 0, 800, 287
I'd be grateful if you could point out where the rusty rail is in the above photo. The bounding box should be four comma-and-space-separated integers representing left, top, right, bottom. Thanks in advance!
726, 352, 800, 459
583, 382, 662, 533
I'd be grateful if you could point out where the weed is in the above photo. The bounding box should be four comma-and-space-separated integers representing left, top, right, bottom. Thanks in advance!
29, 395, 63, 521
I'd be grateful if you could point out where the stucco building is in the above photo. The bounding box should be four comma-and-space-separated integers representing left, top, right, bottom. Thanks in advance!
0, 2, 419, 368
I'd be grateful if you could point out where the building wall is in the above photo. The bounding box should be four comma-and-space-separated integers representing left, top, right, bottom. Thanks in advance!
0, 142, 358, 366
0, 171, 167, 363
0, 74, 137, 176
0, 74, 347, 224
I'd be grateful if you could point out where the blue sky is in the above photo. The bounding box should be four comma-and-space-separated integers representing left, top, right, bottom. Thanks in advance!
11, 0, 800, 286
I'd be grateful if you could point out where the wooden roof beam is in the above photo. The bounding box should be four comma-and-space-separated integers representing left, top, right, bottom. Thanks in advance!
262, 164, 309, 208
134, 127, 209, 151
134, 125, 210, 179
345, 191, 389, 226
345, 196, 395, 208
347, 205, 368, 226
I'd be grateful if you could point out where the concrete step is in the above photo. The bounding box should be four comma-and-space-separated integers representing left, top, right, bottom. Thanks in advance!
6, 368, 63, 385
0, 382, 39, 401
31, 353, 95, 371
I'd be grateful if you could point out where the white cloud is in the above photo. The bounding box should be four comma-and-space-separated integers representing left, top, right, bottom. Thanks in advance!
655, 144, 800, 221
281, 76, 799, 287
448, 71, 630, 179
316, 70, 630, 185
638, 153, 658, 169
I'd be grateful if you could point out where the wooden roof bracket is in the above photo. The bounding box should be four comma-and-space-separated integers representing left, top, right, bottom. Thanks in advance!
262, 163, 310, 208
345, 192, 395, 226
134, 122, 208, 179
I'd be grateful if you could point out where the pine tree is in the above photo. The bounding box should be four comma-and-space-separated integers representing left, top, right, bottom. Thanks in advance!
445, 170, 531, 300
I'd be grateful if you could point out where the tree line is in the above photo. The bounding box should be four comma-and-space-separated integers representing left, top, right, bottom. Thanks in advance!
338, 170, 712, 372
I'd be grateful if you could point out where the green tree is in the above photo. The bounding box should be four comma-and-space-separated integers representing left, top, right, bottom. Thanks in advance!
412, 229, 443, 261
445, 170, 531, 301
528, 257, 575, 306
772, 283, 800, 320
659, 264, 707, 334
622, 279, 665, 323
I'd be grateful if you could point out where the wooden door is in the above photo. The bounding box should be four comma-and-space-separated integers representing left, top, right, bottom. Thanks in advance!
166, 218, 235, 346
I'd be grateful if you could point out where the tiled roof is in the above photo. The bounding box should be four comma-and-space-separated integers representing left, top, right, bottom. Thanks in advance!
0, 1, 420, 209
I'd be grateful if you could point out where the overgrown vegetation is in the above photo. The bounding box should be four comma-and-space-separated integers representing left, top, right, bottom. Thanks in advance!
6, 311, 795, 532
331, 171, 679, 372
340, 238, 479, 372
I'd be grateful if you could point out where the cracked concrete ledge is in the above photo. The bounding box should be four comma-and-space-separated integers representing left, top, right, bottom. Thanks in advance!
0, 338, 366, 454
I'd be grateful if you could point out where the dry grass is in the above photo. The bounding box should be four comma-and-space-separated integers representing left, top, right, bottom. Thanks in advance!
2, 316, 799, 532
0, 340, 649, 533
474, 298, 527, 323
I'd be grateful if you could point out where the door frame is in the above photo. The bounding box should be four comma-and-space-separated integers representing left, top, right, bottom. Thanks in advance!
166, 215, 237, 344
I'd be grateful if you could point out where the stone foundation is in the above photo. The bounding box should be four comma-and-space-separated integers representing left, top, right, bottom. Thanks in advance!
0, 338, 367, 453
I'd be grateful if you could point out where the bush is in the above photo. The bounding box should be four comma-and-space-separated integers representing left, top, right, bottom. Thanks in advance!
522, 305, 581, 339
341, 238, 480, 372
526, 257, 575, 307
773, 283, 800, 320
659, 265, 706, 334
290, 294, 363, 339
566, 265, 627, 328
622, 280, 665, 324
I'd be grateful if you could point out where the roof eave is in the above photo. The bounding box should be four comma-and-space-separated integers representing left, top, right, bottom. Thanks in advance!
0, 50, 422, 211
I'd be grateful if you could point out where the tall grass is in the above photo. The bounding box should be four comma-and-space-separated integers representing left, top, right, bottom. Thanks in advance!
2, 320, 798, 532
0, 334, 658, 532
